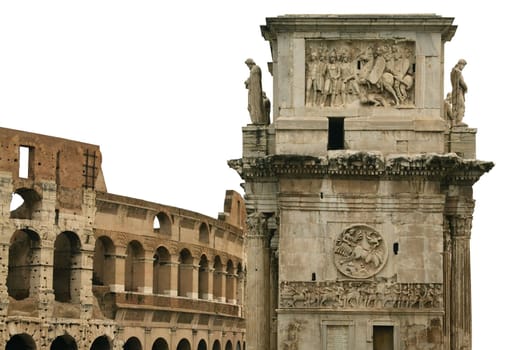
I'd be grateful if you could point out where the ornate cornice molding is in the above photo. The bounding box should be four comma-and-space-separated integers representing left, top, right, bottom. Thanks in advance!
228, 152, 493, 184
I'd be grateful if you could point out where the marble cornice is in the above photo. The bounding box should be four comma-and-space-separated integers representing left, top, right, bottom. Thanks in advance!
262, 14, 457, 42
228, 152, 493, 184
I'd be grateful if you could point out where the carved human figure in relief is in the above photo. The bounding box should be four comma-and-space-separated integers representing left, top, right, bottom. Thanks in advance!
321, 52, 340, 106
244, 58, 268, 125
305, 51, 320, 106
336, 46, 361, 106
450, 59, 468, 126
334, 225, 387, 278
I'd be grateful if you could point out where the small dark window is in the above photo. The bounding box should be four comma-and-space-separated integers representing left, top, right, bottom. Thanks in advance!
328, 117, 344, 150
311, 272, 316, 281
373, 326, 394, 350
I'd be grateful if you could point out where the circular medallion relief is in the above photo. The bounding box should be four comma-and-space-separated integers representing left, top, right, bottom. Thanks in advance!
334, 225, 388, 279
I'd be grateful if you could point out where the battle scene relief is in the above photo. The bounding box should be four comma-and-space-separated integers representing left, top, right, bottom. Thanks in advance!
334, 225, 388, 279
280, 279, 442, 310
305, 40, 415, 108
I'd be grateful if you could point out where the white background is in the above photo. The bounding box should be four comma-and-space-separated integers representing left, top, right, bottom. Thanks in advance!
0, 1, 505, 348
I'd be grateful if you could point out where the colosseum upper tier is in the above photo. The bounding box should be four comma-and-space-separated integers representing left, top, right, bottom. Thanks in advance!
0, 127, 246, 350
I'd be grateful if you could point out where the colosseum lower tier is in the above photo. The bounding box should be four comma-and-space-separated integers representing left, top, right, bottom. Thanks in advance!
0, 127, 246, 350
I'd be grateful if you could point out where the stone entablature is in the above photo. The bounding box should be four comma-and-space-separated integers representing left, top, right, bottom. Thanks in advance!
229, 152, 493, 182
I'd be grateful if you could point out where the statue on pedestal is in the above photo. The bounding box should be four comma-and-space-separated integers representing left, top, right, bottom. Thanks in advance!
450, 59, 468, 127
245, 58, 269, 125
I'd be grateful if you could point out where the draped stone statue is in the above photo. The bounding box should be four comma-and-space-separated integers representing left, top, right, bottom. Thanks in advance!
244, 58, 269, 125
450, 59, 468, 126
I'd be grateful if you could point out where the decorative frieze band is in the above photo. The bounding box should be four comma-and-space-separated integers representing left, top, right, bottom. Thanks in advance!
280, 279, 442, 310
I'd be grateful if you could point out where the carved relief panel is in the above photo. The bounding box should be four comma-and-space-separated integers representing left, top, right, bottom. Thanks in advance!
280, 280, 442, 310
305, 40, 415, 108
334, 225, 388, 279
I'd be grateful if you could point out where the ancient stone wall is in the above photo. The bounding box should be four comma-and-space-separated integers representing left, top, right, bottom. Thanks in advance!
0, 127, 246, 350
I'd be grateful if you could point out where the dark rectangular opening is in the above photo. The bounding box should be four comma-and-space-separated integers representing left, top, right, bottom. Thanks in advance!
328, 117, 344, 150
373, 326, 394, 350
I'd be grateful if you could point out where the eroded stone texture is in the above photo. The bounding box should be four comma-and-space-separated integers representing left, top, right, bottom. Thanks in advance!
232, 14, 493, 350
0, 127, 247, 350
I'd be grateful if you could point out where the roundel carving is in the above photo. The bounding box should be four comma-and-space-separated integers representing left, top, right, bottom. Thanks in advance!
333, 225, 388, 279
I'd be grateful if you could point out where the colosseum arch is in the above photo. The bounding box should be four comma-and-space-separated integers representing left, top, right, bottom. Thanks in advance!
123, 337, 142, 350
93, 236, 116, 287
53, 231, 82, 303
152, 337, 169, 350
6, 333, 37, 350
178, 248, 194, 297
212, 340, 221, 350
153, 246, 171, 295
199, 222, 209, 244
213, 255, 224, 302
236, 341, 241, 350
125, 240, 145, 292
153, 211, 172, 235
225, 340, 233, 350
176, 339, 191, 350
197, 339, 207, 350
7, 229, 41, 300
198, 254, 210, 300
9, 187, 41, 220
50, 334, 78, 350
90, 335, 112, 350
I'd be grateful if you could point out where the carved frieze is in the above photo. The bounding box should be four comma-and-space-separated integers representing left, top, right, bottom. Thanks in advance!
305, 40, 415, 108
334, 225, 387, 278
280, 280, 442, 310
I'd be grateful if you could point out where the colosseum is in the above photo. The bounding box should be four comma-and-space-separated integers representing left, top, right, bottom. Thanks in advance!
0, 127, 246, 350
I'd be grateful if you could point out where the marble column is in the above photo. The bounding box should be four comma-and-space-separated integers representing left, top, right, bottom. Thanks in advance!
245, 212, 271, 350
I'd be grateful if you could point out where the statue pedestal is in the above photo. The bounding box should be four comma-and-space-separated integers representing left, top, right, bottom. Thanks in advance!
242, 124, 273, 158
449, 126, 477, 158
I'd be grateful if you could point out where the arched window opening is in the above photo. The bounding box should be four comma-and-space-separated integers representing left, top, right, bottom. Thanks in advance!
153, 216, 161, 230
7, 229, 40, 300
93, 236, 115, 286
10, 193, 24, 211
236, 341, 241, 350
152, 337, 169, 350
199, 223, 209, 244
90, 336, 112, 350
198, 339, 207, 350
177, 339, 191, 350
125, 241, 145, 292
225, 340, 233, 350
53, 231, 81, 303
10, 188, 41, 219
178, 249, 194, 297
198, 255, 210, 300
6, 333, 37, 350
213, 256, 224, 302
212, 340, 221, 350
154, 212, 171, 235
153, 246, 171, 295
50, 334, 78, 350
123, 337, 142, 350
